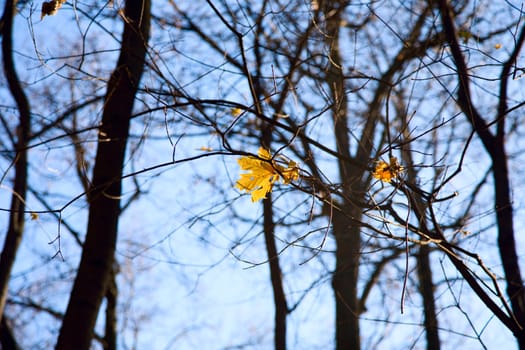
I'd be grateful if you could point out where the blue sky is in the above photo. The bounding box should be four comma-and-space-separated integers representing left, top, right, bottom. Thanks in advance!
1, 1, 524, 349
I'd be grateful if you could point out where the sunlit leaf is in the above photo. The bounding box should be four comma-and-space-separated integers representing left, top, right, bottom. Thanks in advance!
235, 147, 299, 202
372, 156, 403, 183
231, 108, 243, 117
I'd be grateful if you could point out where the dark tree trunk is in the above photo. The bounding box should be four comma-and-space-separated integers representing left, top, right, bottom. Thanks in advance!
0, 0, 31, 321
332, 209, 362, 350
104, 265, 118, 350
263, 195, 287, 350
492, 142, 525, 347
55, 1, 150, 349
318, 0, 364, 344
398, 96, 441, 350
436, 0, 525, 346
417, 246, 440, 350
0, 315, 20, 350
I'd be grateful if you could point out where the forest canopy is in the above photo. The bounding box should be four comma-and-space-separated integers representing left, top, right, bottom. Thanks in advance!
1, 1, 525, 349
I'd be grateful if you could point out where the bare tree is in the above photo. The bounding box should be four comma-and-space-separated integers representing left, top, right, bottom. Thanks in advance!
0, 0, 31, 321
1, 1, 524, 349
436, 0, 525, 346
55, 1, 151, 348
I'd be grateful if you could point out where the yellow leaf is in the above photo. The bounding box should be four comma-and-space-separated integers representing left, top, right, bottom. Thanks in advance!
231, 108, 242, 117
372, 156, 403, 183
30, 212, 39, 220
280, 160, 300, 184
495, 43, 502, 49
235, 147, 299, 202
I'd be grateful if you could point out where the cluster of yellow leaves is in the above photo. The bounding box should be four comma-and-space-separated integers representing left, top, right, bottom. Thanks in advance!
372, 156, 403, 183
236, 147, 299, 202
41, 0, 66, 19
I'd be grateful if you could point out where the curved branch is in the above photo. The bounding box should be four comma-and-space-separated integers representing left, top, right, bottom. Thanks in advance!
0, 0, 31, 321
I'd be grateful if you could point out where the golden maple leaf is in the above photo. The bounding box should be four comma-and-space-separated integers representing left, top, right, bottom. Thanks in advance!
372, 156, 403, 183
236, 147, 299, 202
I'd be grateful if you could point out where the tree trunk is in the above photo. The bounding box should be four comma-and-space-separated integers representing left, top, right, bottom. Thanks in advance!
417, 246, 440, 350
0, 315, 20, 350
318, 0, 363, 347
104, 264, 118, 350
0, 0, 31, 320
263, 195, 287, 350
316, 0, 364, 347
492, 143, 525, 347
55, 1, 150, 349
332, 209, 362, 350
436, 1, 525, 345
397, 94, 441, 350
